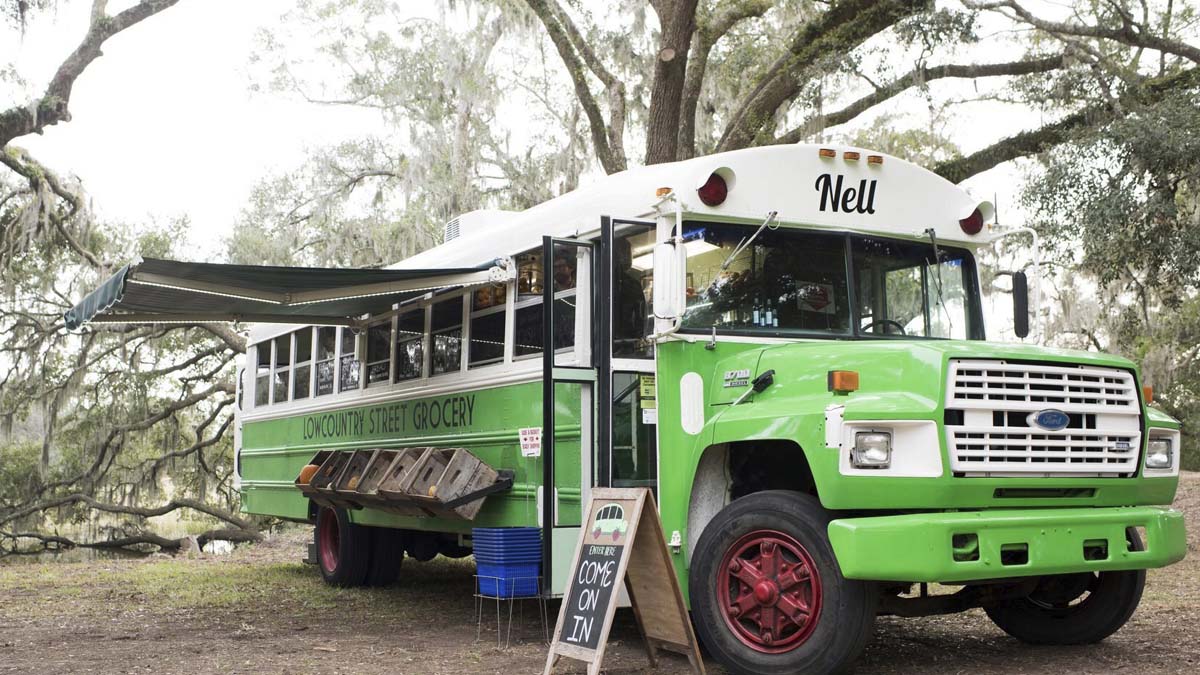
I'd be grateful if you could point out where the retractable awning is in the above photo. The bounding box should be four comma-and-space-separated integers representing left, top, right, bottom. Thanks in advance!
64, 257, 507, 330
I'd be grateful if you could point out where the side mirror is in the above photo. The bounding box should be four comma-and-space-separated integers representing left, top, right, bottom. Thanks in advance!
652, 242, 685, 320
1013, 271, 1030, 339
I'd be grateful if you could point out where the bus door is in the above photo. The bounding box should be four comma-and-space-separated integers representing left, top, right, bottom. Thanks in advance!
597, 218, 658, 493
539, 221, 657, 595
540, 235, 597, 595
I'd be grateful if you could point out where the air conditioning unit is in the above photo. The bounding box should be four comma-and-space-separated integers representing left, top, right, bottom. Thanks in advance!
443, 209, 518, 243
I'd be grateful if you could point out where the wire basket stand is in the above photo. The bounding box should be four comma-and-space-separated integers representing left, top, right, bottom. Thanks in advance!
474, 574, 549, 650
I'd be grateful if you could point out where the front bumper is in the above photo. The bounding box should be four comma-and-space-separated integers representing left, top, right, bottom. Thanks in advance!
827, 506, 1186, 583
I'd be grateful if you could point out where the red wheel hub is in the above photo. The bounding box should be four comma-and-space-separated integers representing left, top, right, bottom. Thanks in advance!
717, 530, 822, 654
317, 510, 340, 573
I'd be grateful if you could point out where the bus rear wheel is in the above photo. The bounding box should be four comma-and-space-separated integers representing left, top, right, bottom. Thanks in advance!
985, 529, 1146, 645
315, 507, 371, 587
365, 527, 406, 587
689, 491, 877, 675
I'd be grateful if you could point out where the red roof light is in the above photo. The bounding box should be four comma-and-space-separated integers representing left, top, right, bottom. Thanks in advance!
959, 208, 984, 235
697, 173, 728, 207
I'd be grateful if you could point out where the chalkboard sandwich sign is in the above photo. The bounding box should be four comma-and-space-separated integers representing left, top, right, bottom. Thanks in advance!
544, 488, 704, 675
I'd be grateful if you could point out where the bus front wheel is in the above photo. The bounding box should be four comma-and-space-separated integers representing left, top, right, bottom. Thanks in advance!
315, 506, 371, 587
689, 491, 877, 675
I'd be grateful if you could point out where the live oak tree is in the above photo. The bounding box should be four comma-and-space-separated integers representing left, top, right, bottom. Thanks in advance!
3, 0, 1199, 553
1, 1, 260, 554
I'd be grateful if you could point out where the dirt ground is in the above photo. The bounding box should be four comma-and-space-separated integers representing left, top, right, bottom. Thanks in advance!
1, 475, 1197, 675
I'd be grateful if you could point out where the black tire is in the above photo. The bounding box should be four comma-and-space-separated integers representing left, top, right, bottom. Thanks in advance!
314, 507, 371, 587
405, 531, 440, 562
365, 527, 406, 587
689, 490, 877, 675
985, 529, 1146, 645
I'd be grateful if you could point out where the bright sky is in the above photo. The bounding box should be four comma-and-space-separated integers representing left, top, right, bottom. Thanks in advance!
3, 0, 1036, 262
3, 0, 377, 259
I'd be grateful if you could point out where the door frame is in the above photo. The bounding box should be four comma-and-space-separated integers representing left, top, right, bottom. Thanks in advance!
597, 216, 658, 489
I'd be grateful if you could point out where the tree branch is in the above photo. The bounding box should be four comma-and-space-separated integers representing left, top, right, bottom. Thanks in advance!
774, 54, 1065, 144
0, 147, 107, 268
933, 65, 1200, 183
522, 0, 627, 174
0, 493, 256, 531
0, 0, 181, 148
644, 0, 700, 164
678, 0, 772, 159
967, 0, 1200, 65
717, 0, 931, 153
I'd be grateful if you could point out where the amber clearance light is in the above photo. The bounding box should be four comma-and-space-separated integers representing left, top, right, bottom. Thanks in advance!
828, 370, 860, 394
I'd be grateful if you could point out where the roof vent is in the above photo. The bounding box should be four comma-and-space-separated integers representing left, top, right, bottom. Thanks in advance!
442, 209, 519, 244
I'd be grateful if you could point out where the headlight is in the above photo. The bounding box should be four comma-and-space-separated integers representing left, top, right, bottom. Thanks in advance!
1146, 438, 1173, 469
852, 431, 892, 469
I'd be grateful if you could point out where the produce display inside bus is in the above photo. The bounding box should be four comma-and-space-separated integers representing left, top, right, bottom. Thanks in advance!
679, 222, 981, 339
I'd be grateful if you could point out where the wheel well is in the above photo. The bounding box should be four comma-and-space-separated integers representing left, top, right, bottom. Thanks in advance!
728, 439, 816, 500
686, 440, 816, 566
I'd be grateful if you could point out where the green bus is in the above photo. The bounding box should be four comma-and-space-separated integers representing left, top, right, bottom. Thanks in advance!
67, 144, 1186, 674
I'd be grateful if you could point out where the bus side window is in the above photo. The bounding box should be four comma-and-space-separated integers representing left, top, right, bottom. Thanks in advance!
272, 334, 291, 404
431, 294, 464, 375
395, 309, 424, 381
513, 248, 575, 358
338, 327, 361, 391
254, 342, 270, 407
469, 284, 506, 368
315, 327, 336, 396
294, 328, 312, 400
613, 227, 654, 358
365, 322, 391, 385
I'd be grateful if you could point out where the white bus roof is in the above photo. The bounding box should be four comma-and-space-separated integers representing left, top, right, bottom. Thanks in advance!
246, 144, 990, 344
393, 144, 992, 272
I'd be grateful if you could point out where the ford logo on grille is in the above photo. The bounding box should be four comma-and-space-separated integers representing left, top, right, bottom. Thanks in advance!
1028, 409, 1070, 431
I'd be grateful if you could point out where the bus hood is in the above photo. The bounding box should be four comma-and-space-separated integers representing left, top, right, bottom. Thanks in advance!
725, 339, 1146, 417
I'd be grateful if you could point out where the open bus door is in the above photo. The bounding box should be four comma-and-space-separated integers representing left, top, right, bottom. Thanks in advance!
540, 217, 659, 596
540, 235, 597, 595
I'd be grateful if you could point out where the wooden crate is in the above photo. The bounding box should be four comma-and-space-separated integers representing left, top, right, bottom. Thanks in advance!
298, 446, 508, 520
402, 448, 456, 502
331, 449, 378, 507
311, 451, 360, 510
355, 449, 399, 496
375, 447, 435, 517
397, 448, 501, 520
356, 449, 423, 516
295, 450, 333, 507
430, 449, 500, 520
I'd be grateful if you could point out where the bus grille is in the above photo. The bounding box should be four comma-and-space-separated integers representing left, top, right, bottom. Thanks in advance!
944, 360, 1141, 476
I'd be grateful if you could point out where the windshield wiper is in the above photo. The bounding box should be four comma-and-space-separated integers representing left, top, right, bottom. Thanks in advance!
720, 210, 778, 271
923, 227, 954, 336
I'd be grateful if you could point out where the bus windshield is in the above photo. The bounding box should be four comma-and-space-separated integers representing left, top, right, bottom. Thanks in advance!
679, 221, 982, 340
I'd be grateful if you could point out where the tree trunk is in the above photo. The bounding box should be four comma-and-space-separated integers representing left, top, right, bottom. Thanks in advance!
645, 0, 700, 165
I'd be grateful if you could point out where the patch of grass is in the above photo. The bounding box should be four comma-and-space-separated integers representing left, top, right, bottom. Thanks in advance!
124, 560, 352, 610
1, 539, 483, 625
